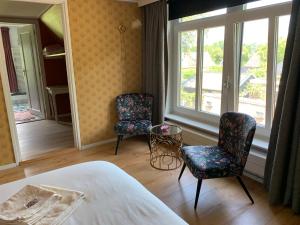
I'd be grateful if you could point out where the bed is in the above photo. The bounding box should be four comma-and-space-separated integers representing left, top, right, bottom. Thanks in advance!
0, 161, 187, 225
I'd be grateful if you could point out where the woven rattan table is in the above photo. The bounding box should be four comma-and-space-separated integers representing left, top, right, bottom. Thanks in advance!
149, 124, 183, 170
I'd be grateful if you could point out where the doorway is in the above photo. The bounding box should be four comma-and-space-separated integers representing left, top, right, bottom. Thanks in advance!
2, 24, 45, 124
0, 1, 80, 163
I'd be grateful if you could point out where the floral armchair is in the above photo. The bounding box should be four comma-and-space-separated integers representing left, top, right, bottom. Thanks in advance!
114, 93, 154, 155
178, 112, 256, 209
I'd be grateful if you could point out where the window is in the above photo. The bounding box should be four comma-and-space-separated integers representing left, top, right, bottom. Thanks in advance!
246, 0, 291, 9
179, 30, 197, 109
177, 26, 225, 114
180, 8, 227, 22
275, 15, 290, 103
170, 0, 292, 139
201, 26, 225, 115
238, 19, 269, 126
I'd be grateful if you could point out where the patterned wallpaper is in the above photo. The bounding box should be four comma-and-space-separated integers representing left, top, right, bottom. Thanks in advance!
0, 74, 15, 165
68, 0, 142, 145
0, 0, 141, 165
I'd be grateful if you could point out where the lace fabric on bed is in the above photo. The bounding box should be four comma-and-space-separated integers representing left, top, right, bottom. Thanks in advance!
0, 185, 85, 225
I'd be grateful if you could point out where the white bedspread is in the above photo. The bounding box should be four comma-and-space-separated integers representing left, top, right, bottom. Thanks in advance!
0, 161, 187, 225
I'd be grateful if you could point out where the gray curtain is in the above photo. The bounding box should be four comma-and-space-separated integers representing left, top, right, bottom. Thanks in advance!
142, 0, 168, 125
264, 0, 300, 213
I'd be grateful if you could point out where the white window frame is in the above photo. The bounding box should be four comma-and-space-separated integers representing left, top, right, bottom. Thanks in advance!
168, 1, 292, 141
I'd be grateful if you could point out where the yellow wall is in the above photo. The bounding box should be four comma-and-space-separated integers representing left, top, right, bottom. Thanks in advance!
68, 0, 141, 145
0, 0, 141, 165
0, 75, 15, 165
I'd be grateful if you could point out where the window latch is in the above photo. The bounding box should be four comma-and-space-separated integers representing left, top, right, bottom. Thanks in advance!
223, 75, 231, 89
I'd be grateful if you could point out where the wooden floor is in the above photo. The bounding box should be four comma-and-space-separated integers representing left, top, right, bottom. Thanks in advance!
16, 120, 74, 161
0, 138, 299, 225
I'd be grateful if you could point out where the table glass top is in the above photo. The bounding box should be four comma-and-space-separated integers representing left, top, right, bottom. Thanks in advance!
150, 124, 182, 136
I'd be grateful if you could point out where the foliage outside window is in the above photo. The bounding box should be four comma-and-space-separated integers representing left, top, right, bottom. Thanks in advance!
171, 0, 291, 139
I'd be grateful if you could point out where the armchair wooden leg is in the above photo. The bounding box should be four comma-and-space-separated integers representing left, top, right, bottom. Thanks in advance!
194, 179, 202, 209
236, 176, 254, 204
115, 135, 123, 155
178, 163, 186, 181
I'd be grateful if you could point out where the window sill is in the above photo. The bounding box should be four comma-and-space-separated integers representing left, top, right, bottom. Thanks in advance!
165, 113, 269, 151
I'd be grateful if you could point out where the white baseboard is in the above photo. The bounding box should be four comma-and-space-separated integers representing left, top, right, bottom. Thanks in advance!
0, 163, 17, 171
243, 170, 264, 183
81, 138, 117, 150
244, 150, 266, 179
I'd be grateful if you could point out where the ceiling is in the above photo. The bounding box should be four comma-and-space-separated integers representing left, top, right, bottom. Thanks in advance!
117, 0, 158, 7
137, 0, 158, 7
0, 0, 51, 18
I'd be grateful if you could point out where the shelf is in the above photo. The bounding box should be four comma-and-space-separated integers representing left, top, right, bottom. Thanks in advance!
44, 52, 66, 59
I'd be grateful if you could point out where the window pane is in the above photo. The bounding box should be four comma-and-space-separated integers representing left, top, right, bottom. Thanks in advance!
275, 15, 290, 104
201, 26, 225, 115
246, 0, 291, 9
179, 30, 197, 109
238, 19, 268, 126
180, 8, 227, 22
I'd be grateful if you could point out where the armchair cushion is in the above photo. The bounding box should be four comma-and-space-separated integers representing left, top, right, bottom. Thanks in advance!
181, 146, 243, 179
115, 120, 152, 136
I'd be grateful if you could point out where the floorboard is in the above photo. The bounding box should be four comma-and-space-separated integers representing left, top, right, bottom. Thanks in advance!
16, 120, 74, 161
0, 137, 299, 225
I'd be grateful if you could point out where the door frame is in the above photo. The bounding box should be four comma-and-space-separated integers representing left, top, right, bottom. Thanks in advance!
0, 0, 81, 164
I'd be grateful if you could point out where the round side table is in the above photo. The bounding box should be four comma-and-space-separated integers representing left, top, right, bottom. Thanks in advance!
150, 124, 183, 170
